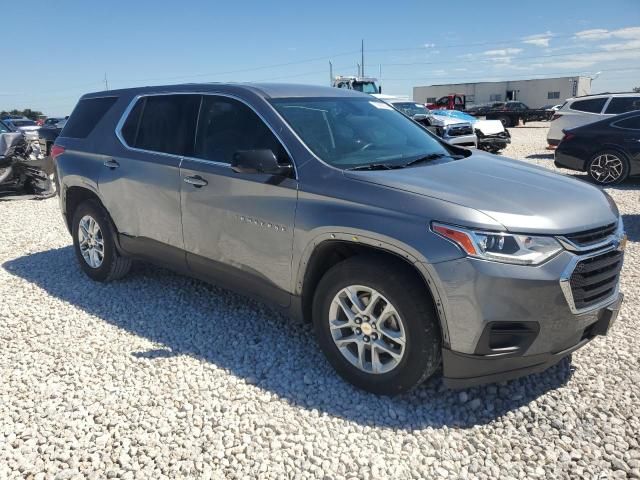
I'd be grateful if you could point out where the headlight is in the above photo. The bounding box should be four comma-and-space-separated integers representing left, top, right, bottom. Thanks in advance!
432, 222, 563, 265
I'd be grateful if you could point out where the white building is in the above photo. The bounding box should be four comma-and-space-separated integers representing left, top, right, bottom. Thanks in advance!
413, 76, 592, 108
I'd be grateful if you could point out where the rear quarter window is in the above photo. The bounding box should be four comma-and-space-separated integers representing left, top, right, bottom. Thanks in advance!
63, 96, 118, 138
613, 115, 640, 130
569, 97, 607, 114
605, 96, 640, 114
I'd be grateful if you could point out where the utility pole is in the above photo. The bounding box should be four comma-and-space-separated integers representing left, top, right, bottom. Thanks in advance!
104, 73, 109, 91
329, 61, 333, 86
361, 39, 365, 77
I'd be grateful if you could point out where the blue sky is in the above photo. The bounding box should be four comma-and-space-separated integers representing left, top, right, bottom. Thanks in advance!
2, 0, 639, 115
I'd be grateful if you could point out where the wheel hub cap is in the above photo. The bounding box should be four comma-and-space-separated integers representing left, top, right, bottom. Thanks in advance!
590, 154, 623, 184
78, 215, 104, 269
328, 285, 407, 375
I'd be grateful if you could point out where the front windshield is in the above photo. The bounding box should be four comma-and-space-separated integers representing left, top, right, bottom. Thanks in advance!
392, 102, 429, 116
271, 97, 450, 169
352, 82, 378, 94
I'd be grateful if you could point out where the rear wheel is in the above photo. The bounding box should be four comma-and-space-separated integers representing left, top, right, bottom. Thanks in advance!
587, 150, 629, 185
312, 256, 441, 395
497, 115, 511, 128
71, 200, 131, 282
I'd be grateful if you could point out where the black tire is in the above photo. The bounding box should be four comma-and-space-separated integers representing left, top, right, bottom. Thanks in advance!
497, 115, 511, 128
312, 255, 441, 395
586, 150, 630, 185
71, 200, 131, 282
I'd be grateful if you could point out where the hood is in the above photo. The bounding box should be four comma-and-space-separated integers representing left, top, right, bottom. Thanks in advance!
428, 116, 467, 127
473, 119, 505, 135
344, 153, 618, 234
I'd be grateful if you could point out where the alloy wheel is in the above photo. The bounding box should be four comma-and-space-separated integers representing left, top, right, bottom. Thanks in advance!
328, 285, 407, 374
590, 154, 624, 184
78, 215, 105, 268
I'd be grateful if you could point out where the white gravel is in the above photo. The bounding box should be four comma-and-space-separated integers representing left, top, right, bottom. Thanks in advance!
1, 123, 639, 479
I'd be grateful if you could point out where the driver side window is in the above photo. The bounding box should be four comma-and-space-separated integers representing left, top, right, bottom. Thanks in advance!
194, 96, 288, 164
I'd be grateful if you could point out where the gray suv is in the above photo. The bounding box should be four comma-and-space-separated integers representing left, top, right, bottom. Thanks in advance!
53, 84, 626, 394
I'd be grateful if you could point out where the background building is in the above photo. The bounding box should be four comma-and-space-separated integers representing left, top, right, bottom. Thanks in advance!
413, 76, 592, 107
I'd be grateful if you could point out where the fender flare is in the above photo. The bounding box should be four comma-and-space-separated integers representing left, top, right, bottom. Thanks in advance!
295, 230, 451, 346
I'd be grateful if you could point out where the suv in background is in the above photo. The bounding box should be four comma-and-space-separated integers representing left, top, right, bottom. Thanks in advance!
54, 83, 625, 394
548, 93, 640, 146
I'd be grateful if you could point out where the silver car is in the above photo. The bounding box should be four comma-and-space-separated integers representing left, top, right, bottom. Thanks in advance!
53, 84, 625, 394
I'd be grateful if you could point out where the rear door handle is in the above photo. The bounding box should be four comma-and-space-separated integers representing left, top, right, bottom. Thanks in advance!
103, 159, 120, 169
184, 175, 208, 187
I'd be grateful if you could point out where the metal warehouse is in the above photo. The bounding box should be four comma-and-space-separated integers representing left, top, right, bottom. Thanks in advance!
413, 76, 592, 108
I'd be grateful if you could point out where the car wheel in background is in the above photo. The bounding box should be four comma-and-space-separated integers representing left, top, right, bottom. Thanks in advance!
587, 150, 630, 185
497, 115, 511, 128
71, 200, 131, 282
312, 255, 441, 395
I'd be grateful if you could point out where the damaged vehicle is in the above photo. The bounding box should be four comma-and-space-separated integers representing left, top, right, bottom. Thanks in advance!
430, 109, 511, 153
391, 101, 477, 148
0, 130, 54, 199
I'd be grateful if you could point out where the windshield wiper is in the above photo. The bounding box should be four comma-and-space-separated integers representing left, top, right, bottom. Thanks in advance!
347, 163, 400, 171
402, 152, 461, 167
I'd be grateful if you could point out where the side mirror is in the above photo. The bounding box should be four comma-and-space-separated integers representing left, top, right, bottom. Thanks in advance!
231, 149, 292, 176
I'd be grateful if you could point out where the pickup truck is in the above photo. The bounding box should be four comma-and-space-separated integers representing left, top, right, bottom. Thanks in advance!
477, 101, 553, 127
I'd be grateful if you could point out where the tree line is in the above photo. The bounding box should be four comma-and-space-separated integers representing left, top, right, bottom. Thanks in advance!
0, 109, 45, 121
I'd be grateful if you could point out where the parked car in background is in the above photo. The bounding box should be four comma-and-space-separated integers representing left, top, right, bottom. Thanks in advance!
554, 110, 640, 185
54, 83, 625, 394
3, 117, 39, 132
43, 117, 68, 128
391, 101, 477, 148
548, 93, 640, 146
465, 102, 504, 116
426, 94, 466, 111
430, 109, 510, 153
0, 131, 53, 198
481, 101, 552, 127
37, 122, 65, 161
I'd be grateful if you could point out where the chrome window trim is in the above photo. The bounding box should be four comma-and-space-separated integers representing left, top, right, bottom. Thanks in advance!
559, 244, 624, 315
114, 91, 298, 178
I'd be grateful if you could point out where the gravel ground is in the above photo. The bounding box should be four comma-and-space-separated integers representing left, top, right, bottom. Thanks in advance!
1, 123, 639, 479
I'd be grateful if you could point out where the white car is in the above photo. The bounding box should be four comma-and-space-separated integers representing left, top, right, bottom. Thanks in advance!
547, 93, 640, 146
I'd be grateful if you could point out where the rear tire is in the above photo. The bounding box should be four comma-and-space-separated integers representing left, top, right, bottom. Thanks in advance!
587, 150, 629, 185
497, 115, 511, 128
312, 255, 441, 395
71, 200, 131, 282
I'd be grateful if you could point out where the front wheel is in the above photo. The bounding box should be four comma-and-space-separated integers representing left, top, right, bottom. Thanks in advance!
312, 256, 441, 395
587, 151, 629, 185
72, 200, 132, 282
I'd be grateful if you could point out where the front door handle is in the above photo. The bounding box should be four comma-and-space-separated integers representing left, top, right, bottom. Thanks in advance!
184, 175, 208, 187
103, 159, 120, 169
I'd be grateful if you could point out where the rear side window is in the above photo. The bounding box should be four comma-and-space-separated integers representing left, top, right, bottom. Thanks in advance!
64, 97, 118, 138
194, 95, 287, 164
613, 115, 640, 130
605, 96, 640, 114
121, 94, 200, 156
570, 98, 607, 114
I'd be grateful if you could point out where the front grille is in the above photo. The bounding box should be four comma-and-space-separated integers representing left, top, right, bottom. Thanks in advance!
564, 223, 617, 248
569, 250, 623, 310
447, 124, 473, 136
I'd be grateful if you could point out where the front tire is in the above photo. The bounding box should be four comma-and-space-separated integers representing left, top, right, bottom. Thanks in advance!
312, 256, 441, 395
71, 200, 131, 282
587, 150, 629, 185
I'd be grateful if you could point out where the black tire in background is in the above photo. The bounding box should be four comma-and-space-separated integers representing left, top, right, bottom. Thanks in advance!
71, 200, 131, 282
586, 150, 630, 185
312, 255, 441, 395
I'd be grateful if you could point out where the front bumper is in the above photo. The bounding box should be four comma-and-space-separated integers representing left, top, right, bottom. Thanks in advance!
444, 133, 477, 148
442, 293, 623, 388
